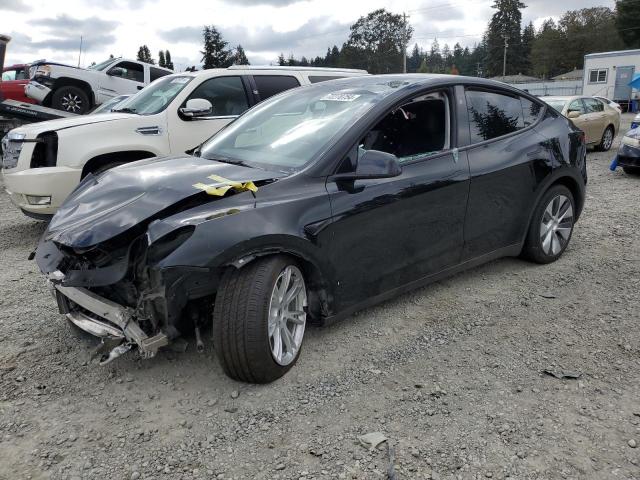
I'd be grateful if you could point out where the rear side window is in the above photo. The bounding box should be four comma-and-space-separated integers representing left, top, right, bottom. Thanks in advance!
308, 75, 345, 84
150, 67, 170, 82
253, 75, 300, 101
583, 98, 604, 113
185, 76, 249, 117
568, 99, 586, 115
465, 90, 524, 143
521, 97, 543, 127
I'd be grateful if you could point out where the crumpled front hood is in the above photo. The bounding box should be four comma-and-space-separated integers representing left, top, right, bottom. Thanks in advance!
45, 155, 285, 248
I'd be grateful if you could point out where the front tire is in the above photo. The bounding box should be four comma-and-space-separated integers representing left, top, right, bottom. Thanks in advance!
597, 126, 614, 151
212, 255, 307, 383
52, 86, 90, 114
521, 185, 575, 264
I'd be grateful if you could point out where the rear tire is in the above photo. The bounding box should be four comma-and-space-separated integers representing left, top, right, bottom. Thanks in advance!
212, 255, 307, 383
521, 185, 575, 264
623, 166, 640, 175
597, 126, 614, 151
52, 86, 90, 114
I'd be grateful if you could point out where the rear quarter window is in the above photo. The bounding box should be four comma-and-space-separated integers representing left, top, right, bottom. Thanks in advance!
253, 75, 301, 101
150, 67, 171, 82
521, 97, 543, 127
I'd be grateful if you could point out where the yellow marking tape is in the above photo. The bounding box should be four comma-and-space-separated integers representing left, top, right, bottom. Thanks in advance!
193, 174, 258, 196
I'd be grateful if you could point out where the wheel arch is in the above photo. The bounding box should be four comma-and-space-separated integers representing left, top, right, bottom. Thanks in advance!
225, 244, 333, 324
50, 77, 95, 107
81, 150, 157, 178
550, 174, 585, 221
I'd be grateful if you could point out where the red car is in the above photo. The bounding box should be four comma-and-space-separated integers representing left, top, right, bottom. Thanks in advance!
1, 64, 35, 103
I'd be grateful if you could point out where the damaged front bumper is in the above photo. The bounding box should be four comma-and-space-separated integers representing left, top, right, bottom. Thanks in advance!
49, 273, 169, 362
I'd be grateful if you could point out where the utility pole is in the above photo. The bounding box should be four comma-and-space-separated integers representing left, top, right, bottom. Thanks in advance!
402, 12, 407, 73
78, 36, 83, 68
502, 34, 508, 77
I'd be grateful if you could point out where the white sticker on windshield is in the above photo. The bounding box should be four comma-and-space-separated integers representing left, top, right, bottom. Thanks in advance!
319, 93, 361, 102
170, 77, 190, 84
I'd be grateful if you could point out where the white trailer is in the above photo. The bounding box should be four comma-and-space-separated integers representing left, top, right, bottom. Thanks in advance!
583, 49, 640, 111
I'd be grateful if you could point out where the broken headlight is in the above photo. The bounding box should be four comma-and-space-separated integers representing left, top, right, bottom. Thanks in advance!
147, 226, 195, 264
1, 132, 26, 169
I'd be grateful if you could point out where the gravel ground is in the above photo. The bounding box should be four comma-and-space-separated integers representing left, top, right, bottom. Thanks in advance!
1, 114, 639, 480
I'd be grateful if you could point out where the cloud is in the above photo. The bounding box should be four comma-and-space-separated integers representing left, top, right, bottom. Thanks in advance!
222, 0, 302, 5
32, 14, 119, 36
7, 30, 116, 55
81, 0, 159, 9
0, 0, 31, 11
160, 16, 350, 62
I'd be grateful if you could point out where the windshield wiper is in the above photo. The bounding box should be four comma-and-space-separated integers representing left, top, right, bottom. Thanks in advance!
112, 107, 138, 114
208, 156, 254, 168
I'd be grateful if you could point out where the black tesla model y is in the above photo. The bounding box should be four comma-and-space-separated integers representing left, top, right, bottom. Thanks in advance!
37, 74, 587, 382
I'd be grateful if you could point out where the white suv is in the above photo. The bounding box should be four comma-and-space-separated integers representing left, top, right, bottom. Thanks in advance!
25, 57, 173, 114
2, 66, 367, 218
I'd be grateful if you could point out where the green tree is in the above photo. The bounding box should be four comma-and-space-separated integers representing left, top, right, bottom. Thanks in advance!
530, 19, 564, 78
277, 53, 286, 66
616, 0, 640, 47
164, 50, 174, 70
232, 44, 250, 65
158, 50, 166, 68
560, 7, 623, 69
408, 43, 422, 72
345, 8, 413, 73
201, 25, 232, 69
136, 45, 154, 64
427, 39, 442, 73
521, 21, 535, 75
485, 0, 526, 77
417, 58, 429, 73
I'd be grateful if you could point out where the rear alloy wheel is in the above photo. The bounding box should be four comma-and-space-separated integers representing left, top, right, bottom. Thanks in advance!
213, 255, 307, 383
522, 185, 575, 264
598, 126, 614, 151
52, 86, 90, 114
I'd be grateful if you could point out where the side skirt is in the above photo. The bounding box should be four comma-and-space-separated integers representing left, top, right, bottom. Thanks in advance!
320, 243, 523, 327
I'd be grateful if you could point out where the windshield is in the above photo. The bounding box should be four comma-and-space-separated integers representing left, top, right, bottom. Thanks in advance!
199, 81, 402, 172
113, 76, 193, 115
91, 95, 129, 114
544, 99, 567, 113
89, 59, 116, 71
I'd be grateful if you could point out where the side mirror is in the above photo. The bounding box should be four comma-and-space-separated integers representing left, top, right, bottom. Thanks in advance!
107, 67, 125, 77
179, 98, 213, 118
567, 110, 581, 119
332, 150, 402, 181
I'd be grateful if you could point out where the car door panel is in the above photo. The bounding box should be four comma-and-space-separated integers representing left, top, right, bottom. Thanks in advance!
462, 89, 551, 259
325, 152, 469, 312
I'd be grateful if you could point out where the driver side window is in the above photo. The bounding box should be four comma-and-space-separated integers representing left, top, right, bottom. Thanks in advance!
357, 92, 450, 164
108, 62, 144, 83
183, 76, 249, 118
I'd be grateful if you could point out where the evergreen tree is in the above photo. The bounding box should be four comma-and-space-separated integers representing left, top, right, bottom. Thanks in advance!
408, 43, 421, 72
417, 58, 429, 73
428, 39, 442, 73
136, 45, 155, 64
530, 19, 564, 78
521, 21, 535, 75
165, 50, 174, 70
485, 0, 526, 77
201, 25, 232, 69
158, 50, 166, 68
232, 44, 250, 65
277, 53, 286, 66
616, 0, 640, 47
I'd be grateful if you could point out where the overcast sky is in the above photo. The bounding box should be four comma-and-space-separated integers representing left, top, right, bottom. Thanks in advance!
1, 0, 616, 71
